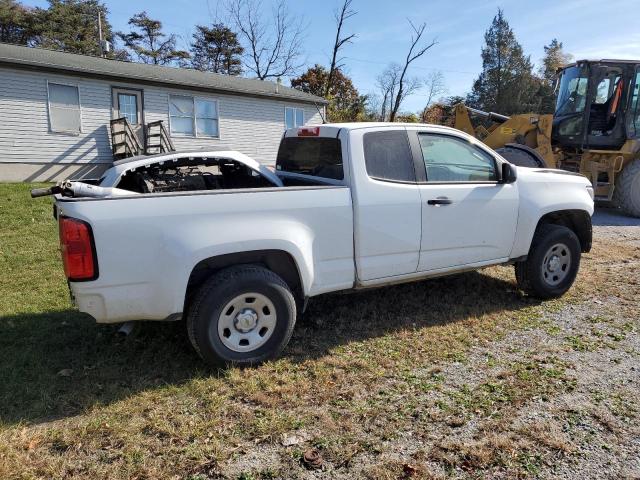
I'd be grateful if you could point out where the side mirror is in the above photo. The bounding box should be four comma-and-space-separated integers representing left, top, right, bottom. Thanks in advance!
500, 162, 517, 184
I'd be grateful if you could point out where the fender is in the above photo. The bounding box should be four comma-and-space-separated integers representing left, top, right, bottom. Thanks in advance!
167, 220, 317, 315
510, 168, 594, 258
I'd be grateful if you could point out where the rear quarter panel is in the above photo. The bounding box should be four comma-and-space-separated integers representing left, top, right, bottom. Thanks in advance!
57, 187, 354, 323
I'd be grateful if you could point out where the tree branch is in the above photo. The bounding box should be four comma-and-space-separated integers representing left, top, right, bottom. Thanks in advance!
325, 0, 356, 98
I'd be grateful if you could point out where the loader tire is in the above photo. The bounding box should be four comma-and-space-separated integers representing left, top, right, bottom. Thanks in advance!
187, 265, 297, 367
613, 159, 640, 218
515, 224, 581, 299
496, 146, 544, 168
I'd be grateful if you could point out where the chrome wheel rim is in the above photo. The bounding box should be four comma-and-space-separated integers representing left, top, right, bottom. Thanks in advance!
217, 293, 277, 352
542, 243, 571, 286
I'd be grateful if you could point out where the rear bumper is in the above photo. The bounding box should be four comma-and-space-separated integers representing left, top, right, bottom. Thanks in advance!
70, 281, 178, 324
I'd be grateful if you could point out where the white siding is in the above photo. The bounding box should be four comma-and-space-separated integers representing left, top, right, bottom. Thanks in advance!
0, 66, 323, 169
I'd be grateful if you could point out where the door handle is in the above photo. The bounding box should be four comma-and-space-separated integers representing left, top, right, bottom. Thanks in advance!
427, 197, 453, 206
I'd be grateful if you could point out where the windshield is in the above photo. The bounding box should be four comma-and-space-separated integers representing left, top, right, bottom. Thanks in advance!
555, 65, 589, 117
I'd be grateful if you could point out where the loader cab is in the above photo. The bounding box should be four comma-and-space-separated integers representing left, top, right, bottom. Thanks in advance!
553, 60, 640, 150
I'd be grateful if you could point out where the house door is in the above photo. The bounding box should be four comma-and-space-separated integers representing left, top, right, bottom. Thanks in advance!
112, 88, 144, 147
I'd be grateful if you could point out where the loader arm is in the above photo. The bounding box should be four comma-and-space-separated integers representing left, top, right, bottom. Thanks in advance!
453, 103, 556, 168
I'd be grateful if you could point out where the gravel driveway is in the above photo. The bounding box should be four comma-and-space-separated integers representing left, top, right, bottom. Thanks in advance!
425, 208, 640, 479
222, 208, 640, 479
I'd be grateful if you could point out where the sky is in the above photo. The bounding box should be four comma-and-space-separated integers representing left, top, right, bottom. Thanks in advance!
22, 0, 640, 112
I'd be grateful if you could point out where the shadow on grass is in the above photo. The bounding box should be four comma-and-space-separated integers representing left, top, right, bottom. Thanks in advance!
0, 270, 537, 425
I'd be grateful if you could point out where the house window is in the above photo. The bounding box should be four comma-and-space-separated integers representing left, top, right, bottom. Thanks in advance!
196, 99, 218, 137
47, 82, 81, 133
285, 107, 304, 129
169, 95, 219, 137
118, 93, 139, 125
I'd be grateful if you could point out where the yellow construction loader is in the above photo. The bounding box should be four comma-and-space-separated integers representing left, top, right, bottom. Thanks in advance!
453, 59, 640, 217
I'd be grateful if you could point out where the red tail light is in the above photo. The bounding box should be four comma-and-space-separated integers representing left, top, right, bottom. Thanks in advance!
59, 217, 98, 281
297, 126, 320, 137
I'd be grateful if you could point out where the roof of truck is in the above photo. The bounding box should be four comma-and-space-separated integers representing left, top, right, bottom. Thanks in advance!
322, 122, 452, 129
288, 122, 465, 132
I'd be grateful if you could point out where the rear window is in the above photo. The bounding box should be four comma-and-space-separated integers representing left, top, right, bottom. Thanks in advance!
276, 137, 343, 180
363, 130, 416, 182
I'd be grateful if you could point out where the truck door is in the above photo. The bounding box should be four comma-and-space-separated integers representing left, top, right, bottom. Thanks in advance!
348, 128, 422, 281
409, 129, 519, 271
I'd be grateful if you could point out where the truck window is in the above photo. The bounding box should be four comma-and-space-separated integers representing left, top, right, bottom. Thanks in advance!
418, 134, 497, 182
276, 137, 343, 180
363, 130, 416, 182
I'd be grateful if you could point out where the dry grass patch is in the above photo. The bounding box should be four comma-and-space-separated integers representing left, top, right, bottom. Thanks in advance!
0, 183, 639, 479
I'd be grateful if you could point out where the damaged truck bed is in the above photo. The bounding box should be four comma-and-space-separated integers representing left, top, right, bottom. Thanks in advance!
32, 149, 310, 198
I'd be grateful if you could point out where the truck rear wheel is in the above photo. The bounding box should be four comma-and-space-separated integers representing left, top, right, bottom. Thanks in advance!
187, 265, 297, 367
514, 224, 581, 299
613, 159, 640, 218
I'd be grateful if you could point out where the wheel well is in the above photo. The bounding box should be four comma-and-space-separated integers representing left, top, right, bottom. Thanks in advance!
536, 210, 592, 253
185, 250, 303, 312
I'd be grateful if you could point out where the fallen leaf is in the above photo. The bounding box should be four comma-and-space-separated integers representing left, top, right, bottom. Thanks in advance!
403, 463, 418, 477
302, 448, 323, 470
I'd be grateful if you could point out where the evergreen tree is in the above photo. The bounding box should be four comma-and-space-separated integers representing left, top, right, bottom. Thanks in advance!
118, 11, 189, 65
467, 9, 538, 115
190, 23, 243, 75
32, 0, 120, 57
291, 64, 366, 122
537, 38, 572, 113
0, 0, 35, 45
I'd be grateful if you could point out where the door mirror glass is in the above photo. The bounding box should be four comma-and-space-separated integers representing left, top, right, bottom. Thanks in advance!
500, 162, 518, 184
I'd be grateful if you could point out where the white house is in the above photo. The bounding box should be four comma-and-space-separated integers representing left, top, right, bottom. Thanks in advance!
0, 43, 326, 181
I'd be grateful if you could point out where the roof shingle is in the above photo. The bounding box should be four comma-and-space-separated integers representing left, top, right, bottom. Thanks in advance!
0, 43, 327, 105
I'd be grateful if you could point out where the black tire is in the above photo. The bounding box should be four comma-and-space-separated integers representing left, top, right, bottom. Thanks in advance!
187, 265, 297, 367
613, 159, 640, 218
514, 224, 581, 299
496, 146, 544, 168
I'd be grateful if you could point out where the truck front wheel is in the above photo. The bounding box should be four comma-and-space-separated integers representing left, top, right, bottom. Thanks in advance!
514, 224, 581, 299
187, 265, 297, 367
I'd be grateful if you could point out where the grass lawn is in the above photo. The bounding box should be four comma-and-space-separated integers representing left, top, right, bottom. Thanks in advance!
0, 182, 637, 479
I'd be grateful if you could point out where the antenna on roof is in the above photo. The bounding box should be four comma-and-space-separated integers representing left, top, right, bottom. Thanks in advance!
314, 102, 327, 124
97, 12, 110, 57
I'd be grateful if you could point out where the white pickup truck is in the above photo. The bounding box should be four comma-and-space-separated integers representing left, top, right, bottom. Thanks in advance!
43, 123, 594, 366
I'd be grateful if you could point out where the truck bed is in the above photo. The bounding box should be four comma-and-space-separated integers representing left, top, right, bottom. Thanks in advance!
56, 185, 355, 323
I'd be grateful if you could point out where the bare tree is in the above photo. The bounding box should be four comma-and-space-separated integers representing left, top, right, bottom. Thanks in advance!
228, 0, 305, 80
324, 0, 356, 98
423, 70, 446, 106
376, 63, 400, 121
388, 20, 437, 121
376, 63, 422, 121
